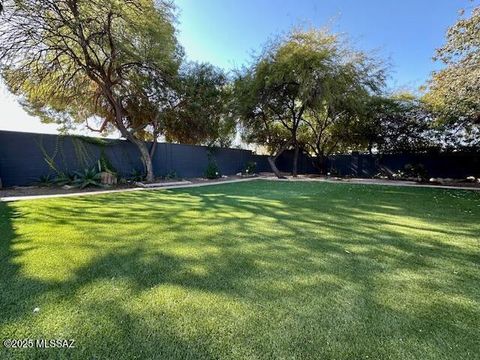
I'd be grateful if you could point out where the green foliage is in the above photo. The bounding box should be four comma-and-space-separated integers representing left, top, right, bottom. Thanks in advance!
403, 163, 429, 182
73, 168, 102, 189
54, 173, 76, 187
243, 161, 257, 175
327, 167, 341, 177
0, 0, 182, 182
204, 162, 220, 179
0, 0, 181, 135
357, 94, 438, 153
234, 29, 385, 174
98, 152, 117, 175
164, 170, 178, 180
424, 5, 480, 128
376, 163, 429, 182
35, 136, 63, 175
35, 174, 54, 187
162, 62, 235, 146
129, 169, 146, 182
204, 152, 220, 179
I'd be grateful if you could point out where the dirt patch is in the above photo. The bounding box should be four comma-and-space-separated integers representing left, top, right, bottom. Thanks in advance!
0, 184, 136, 198
0, 175, 259, 199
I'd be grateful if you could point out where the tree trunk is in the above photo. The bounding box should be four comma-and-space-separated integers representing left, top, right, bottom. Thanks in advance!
268, 156, 286, 179
118, 125, 154, 182
112, 112, 154, 182
150, 136, 158, 159
316, 155, 327, 174
117, 128, 155, 182
292, 143, 299, 177
134, 139, 154, 182
97, 84, 156, 182
268, 139, 292, 179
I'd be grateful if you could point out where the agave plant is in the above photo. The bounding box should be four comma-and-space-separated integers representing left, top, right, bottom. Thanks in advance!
129, 169, 146, 182
54, 173, 76, 186
73, 168, 102, 189
36, 174, 54, 187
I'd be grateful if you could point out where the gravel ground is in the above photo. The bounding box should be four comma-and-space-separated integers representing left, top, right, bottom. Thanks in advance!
0, 175, 258, 199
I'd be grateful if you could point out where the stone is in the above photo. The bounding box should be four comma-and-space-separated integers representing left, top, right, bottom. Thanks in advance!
100, 171, 117, 185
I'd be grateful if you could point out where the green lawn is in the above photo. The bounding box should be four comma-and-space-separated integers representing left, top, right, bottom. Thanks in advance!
1, 180, 479, 359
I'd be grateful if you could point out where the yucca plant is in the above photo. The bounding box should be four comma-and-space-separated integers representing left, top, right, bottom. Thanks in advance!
73, 168, 102, 189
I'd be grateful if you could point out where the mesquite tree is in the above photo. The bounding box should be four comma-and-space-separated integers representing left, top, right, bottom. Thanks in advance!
424, 5, 480, 127
234, 30, 384, 177
161, 62, 236, 147
300, 50, 384, 171
0, 0, 181, 181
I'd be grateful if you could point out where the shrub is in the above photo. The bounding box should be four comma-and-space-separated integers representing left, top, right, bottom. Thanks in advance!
243, 161, 257, 175
36, 174, 54, 187
54, 173, 76, 186
98, 154, 117, 175
327, 167, 340, 177
73, 168, 102, 189
374, 168, 392, 180
404, 163, 429, 181
165, 170, 178, 180
205, 159, 220, 179
129, 169, 146, 182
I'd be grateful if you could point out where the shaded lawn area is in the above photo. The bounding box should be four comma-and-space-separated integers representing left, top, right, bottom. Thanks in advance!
0, 180, 479, 359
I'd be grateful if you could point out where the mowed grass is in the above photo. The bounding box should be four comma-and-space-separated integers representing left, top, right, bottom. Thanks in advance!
0, 180, 479, 359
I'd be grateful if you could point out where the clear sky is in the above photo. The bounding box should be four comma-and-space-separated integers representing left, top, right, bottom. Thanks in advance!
0, 0, 472, 135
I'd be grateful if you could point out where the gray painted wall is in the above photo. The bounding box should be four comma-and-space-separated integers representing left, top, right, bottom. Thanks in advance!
0, 130, 272, 187
0, 130, 478, 187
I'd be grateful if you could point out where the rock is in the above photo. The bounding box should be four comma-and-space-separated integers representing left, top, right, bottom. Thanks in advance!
100, 171, 117, 185
429, 178, 438, 183
466, 176, 476, 182
62, 185, 75, 190
236, 172, 242, 176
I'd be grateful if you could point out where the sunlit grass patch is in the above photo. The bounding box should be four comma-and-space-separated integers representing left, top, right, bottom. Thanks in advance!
1, 180, 479, 359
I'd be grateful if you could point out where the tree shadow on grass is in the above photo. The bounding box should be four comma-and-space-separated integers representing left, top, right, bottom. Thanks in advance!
0, 181, 479, 359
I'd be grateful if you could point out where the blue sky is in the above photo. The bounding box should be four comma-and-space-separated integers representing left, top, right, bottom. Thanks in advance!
0, 0, 472, 134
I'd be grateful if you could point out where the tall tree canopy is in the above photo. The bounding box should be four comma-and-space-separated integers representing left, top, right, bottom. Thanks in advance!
234, 29, 385, 176
161, 62, 235, 147
0, 0, 181, 181
358, 94, 438, 154
424, 5, 480, 132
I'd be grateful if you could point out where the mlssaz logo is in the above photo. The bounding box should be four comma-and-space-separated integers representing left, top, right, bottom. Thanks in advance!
36, 339, 76, 349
